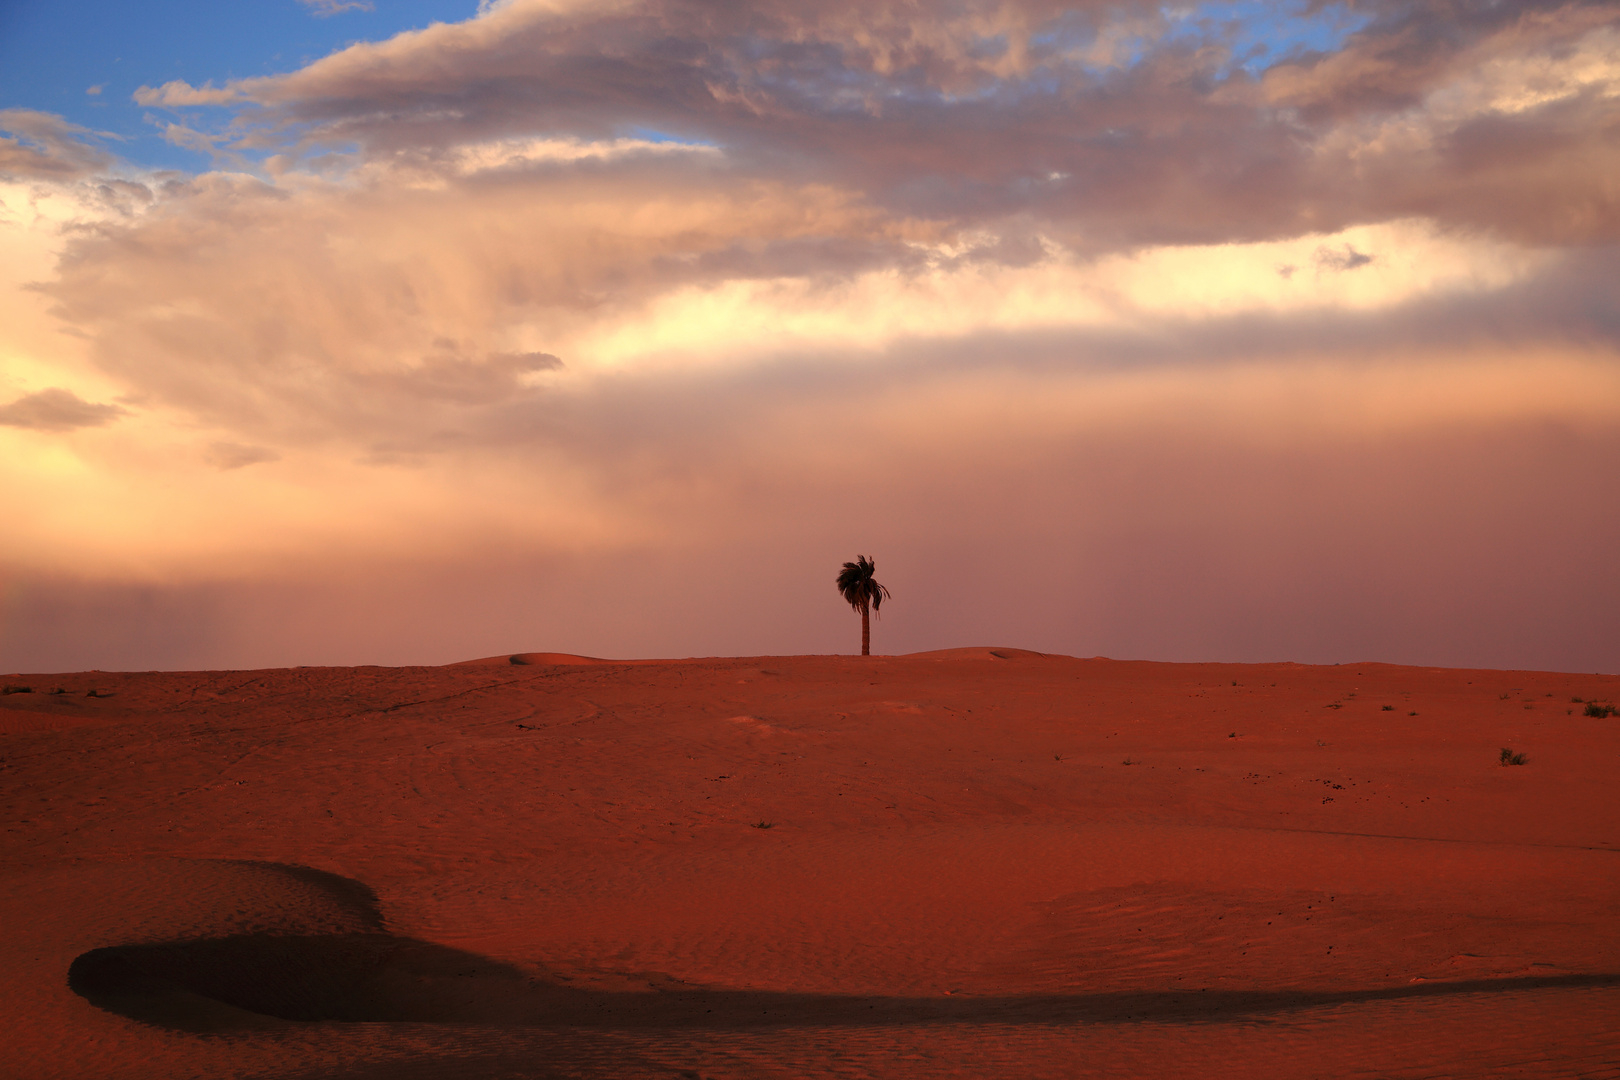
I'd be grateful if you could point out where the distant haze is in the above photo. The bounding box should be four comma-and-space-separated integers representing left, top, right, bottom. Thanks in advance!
2, 1, 1617, 672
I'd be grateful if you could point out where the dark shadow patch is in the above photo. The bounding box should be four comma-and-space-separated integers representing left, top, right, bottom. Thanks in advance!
69, 933, 527, 1031
70, 930, 1620, 1035
68, 859, 1620, 1037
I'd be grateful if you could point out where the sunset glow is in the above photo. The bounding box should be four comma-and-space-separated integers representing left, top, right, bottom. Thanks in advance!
1, 0, 1616, 670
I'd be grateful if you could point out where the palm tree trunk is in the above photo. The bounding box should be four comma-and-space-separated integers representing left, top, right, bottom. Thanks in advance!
861, 601, 870, 656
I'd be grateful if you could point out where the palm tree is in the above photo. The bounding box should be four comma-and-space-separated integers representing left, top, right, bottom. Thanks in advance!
835, 555, 891, 656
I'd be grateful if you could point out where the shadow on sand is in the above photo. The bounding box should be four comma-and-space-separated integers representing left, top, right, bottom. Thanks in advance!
65, 862, 1620, 1035
71, 930, 1620, 1035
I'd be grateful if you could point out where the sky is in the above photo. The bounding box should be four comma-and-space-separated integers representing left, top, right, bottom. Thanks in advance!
1, 0, 1617, 673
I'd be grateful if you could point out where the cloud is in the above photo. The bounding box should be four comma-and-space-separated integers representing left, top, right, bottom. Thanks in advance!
299, 0, 374, 16
154, 121, 252, 168
0, 388, 129, 432
122, 0, 1620, 249
5, 1, 1620, 672
33, 155, 910, 445
0, 109, 115, 181
203, 442, 281, 469
25, 134, 1607, 466
1315, 244, 1374, 272
132, 81, 242, 107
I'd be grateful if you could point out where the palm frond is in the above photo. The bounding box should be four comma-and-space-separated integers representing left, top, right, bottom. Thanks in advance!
834, 554, 889, 612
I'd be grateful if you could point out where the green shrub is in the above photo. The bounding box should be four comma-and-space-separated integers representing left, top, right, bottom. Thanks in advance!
1499, 747, 1528, 766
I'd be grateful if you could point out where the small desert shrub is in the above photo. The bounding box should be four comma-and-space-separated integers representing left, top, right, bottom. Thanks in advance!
1499, 747, 1528, 766
1583, 702, 1615, 718
2, 685, 30, 695
1382, 705, 1394, 711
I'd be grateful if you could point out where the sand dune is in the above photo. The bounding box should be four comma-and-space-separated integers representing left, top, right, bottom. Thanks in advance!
898, 647, 1053, 661
452, 652, 618, 666
2, 652, 1617, 1078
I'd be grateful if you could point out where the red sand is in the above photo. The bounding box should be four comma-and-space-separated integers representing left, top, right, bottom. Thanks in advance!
3, 651, 1618, 1079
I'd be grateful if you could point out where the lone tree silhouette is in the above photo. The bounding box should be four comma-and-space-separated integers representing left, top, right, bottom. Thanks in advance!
836, 555, 891, 656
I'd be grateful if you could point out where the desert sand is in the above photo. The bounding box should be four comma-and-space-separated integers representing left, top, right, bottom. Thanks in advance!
2, 649, 1617, 1079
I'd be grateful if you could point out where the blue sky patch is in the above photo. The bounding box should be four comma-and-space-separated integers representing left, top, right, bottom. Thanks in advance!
0, 0, 477, 171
